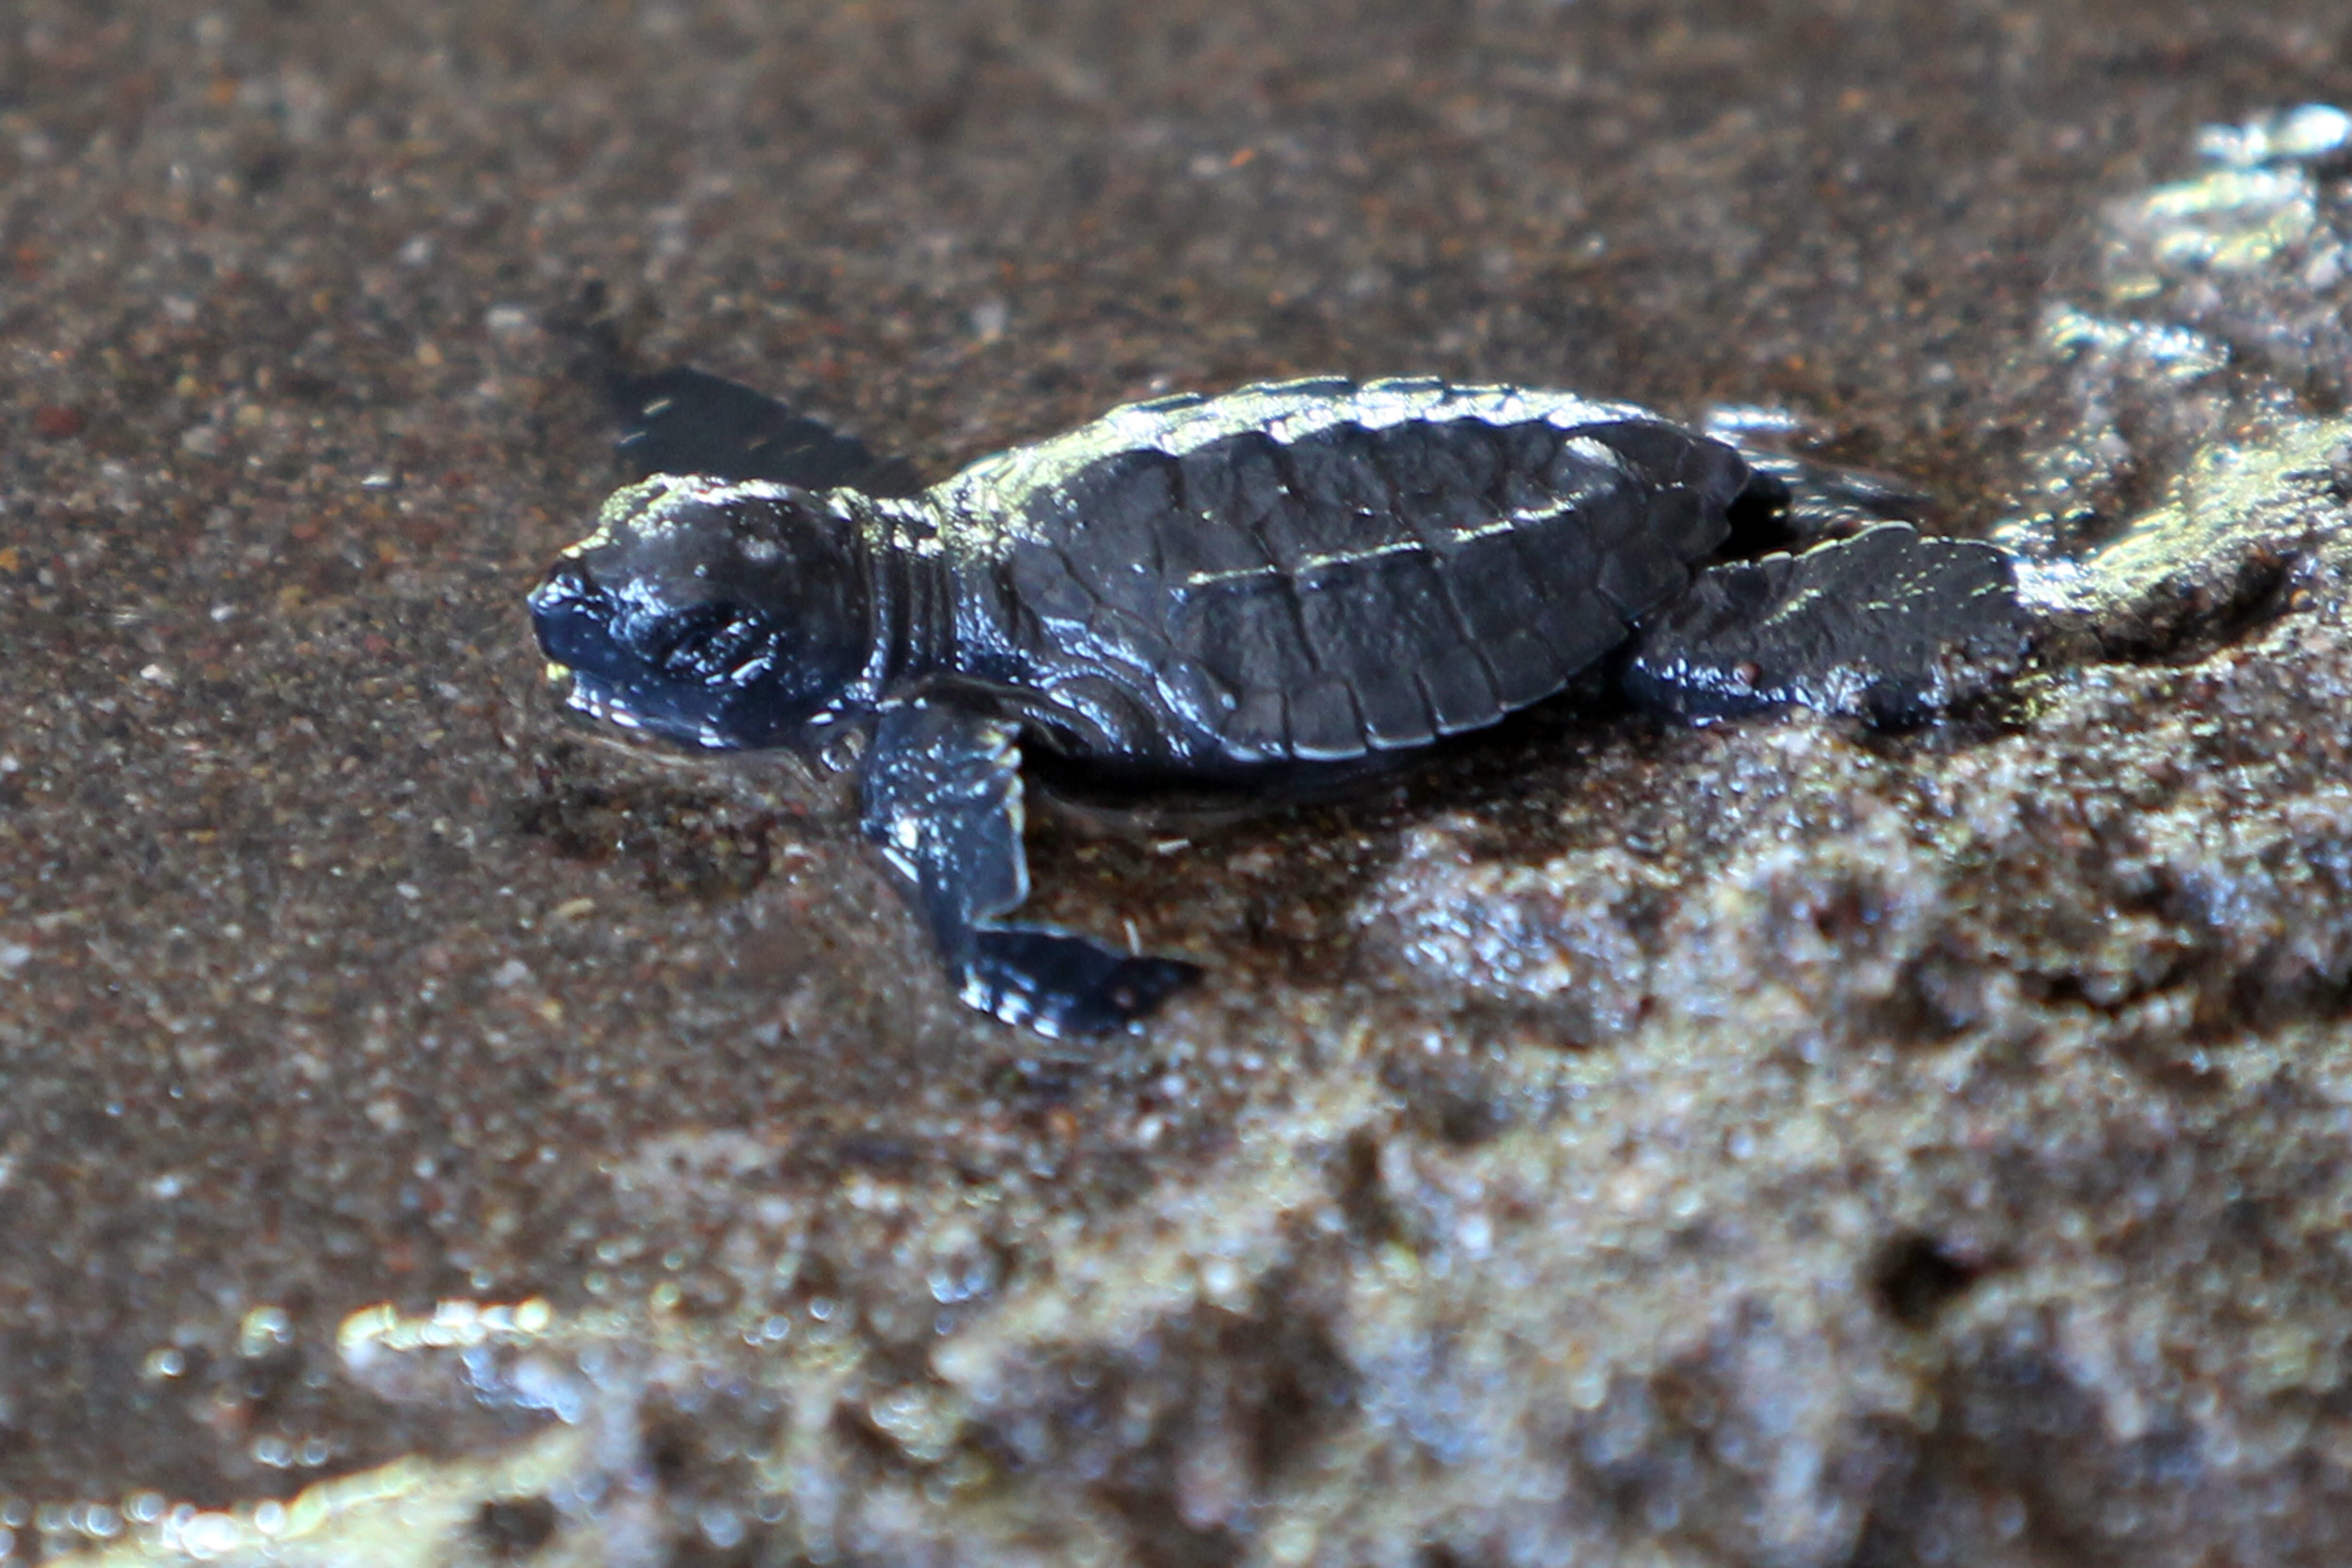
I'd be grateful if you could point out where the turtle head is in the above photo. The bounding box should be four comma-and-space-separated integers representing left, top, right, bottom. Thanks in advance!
529, 477, 874, 749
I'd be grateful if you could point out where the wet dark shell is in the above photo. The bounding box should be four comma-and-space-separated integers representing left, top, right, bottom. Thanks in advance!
927, 378, 1750, 767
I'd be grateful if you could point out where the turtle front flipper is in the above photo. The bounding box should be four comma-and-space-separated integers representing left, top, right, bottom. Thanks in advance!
571, 310, 922, 494
861, 701, 1200, 1037
609, 364, 930, 494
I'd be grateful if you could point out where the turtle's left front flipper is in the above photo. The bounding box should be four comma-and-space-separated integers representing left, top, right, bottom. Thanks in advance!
861, 702, 1200, 1037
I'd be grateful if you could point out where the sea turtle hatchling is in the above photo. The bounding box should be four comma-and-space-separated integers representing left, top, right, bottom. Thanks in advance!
529, 360, 2026, 1036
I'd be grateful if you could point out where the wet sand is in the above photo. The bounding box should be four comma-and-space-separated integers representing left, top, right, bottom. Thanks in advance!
5, 2, 2352, 1563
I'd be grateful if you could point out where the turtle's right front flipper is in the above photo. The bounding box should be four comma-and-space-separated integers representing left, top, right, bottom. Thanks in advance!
611, 364, 882, 489
570, 306, 923, 495
860, 702, 1200, 1037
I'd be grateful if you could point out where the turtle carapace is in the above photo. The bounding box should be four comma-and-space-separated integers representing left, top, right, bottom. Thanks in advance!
529, 368, 2025, 1036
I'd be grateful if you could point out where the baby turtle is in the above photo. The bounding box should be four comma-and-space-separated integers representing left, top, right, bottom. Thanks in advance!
530, 362, 2025, 1036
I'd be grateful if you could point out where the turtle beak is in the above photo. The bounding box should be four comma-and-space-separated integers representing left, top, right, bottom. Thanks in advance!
554, 671, 645, 732
529, 560, 628, 722
528, 559, 612, 673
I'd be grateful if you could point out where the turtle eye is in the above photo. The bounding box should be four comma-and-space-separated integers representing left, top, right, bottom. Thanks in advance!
649, 604, 769, 682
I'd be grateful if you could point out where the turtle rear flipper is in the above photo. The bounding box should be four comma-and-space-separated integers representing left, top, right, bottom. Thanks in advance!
861, 701, 1199, 1037
1703, 405, 1939, 556
1621, 523, 2029, 727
